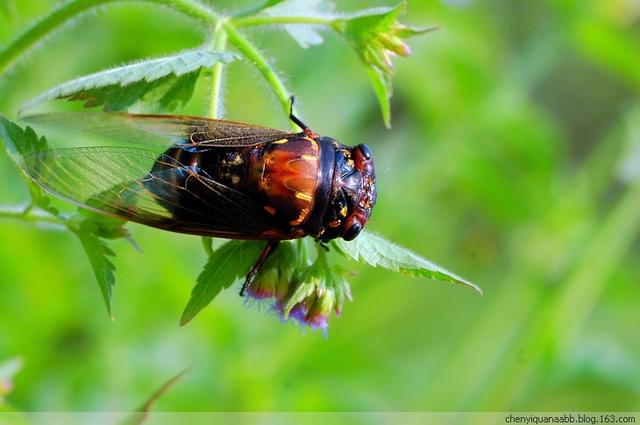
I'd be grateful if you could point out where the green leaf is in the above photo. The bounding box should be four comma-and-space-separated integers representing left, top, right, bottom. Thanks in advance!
20, 49, 238, 113
260, 0, 287, 9
0, 114, 47, 159
180, 240, 266, 325
201, 237, 214, 257
332, 231, 482, 294
366, 67, 392, 128
0, 115, 58, 215
120, 370, 188, 425
282, 280, 315, 318
77, 209, 130, 240
75, 225, 117, 317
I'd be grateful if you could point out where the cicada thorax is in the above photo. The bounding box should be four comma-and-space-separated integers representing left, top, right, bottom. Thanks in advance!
248, 136, 324, 231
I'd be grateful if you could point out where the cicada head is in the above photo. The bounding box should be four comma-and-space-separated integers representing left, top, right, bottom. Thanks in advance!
319, 141, 377, 242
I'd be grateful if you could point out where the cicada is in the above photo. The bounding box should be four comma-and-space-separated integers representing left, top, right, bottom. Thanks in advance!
21, 107, 377, 293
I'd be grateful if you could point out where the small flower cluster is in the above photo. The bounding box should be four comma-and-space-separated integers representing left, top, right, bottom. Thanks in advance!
246, 242, 351, 332
337, 3, 435, 76
363, 22, 427, 75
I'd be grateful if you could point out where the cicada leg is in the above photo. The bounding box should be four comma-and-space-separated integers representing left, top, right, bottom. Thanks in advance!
240, 240, 280, 297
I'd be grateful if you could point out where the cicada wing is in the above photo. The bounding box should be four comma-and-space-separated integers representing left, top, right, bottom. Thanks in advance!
22, 146, 277, 237
21, 112, 297, 149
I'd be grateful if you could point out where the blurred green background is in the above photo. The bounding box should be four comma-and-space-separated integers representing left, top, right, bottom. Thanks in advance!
1, 0, 640, 412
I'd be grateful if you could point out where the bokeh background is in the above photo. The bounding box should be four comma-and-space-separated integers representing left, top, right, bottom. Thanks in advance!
1, 0, 639, 412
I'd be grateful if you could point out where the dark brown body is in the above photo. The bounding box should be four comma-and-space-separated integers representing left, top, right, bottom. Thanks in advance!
151, 133, 373, 242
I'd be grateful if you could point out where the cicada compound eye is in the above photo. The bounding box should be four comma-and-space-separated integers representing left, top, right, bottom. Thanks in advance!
357, 144, 372, 160
342, 220, 363, 241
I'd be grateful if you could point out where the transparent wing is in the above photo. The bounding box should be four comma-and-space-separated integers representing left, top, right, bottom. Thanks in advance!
21, 112, 297, 148
22, 146, 278, 237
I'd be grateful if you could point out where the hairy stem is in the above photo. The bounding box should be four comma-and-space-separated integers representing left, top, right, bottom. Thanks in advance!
232, 15, 334, 28
0, 206, 66, 229
0, 0, 219, 75
223, 22, 292, 121
207, 22, 229, 119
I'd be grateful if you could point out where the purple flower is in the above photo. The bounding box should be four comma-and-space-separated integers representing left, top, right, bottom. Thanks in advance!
246, 243, 352, 331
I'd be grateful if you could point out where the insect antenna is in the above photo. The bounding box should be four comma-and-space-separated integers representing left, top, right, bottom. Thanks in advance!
288, 96, 319, 139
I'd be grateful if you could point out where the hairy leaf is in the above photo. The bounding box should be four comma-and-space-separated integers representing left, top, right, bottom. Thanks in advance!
0, 115, 58, 214
332, 231, 482, 294
181, 240, 266, 325
0, 114, 47, 158
21, 49, 237, 113
75, 225, 117, 317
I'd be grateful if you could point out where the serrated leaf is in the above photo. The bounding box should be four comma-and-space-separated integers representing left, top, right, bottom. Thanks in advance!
0, 115, 59, 214
76, 227, 117, 317
120, 370, 187, 425
77, 209, 130, 240
332, 231, 482, 294
262, 0, 335, 48
20, 49, 237, 113
180, 240, 266, 325
0, 114, 47, 159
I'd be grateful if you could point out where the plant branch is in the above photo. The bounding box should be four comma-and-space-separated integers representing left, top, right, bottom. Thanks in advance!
232, 15, 334, 28
207, 22, 229, 119
0, 0, 219, 75
223, 22, 292, 123
0, 205, 66, 230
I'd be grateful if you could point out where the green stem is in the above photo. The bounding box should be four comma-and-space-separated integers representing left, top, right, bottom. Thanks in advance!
223, 22, 292, 122
207, 22, 229, 119
232, 15, 333, 28
0, 206, 66, 229
0, 0, 219, 75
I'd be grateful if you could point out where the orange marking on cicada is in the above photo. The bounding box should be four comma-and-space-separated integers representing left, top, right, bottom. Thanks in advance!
289, 208, 310, 226
295, 192, 313, 202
